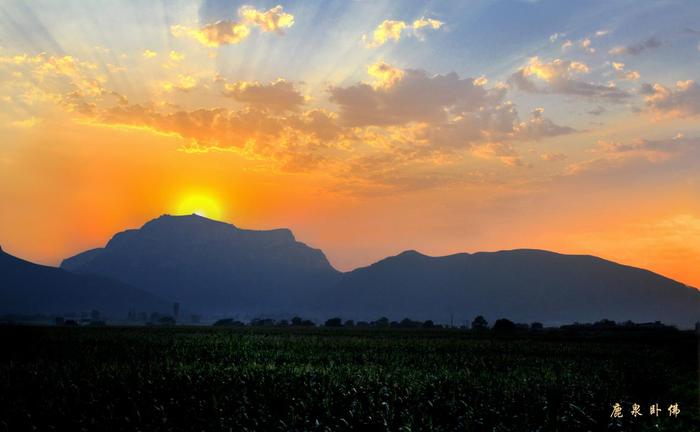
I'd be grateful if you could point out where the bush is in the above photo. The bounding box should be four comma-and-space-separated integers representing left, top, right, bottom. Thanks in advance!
213, 318, 245, 327
493, 318, 516, 333
324, 317, 342, 327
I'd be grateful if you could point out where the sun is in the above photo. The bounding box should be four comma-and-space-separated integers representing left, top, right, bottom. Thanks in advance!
174, 194, 224, 220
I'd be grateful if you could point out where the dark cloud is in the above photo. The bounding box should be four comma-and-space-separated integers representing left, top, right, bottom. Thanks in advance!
608, 37, 661, 56
328, 67, 497, 127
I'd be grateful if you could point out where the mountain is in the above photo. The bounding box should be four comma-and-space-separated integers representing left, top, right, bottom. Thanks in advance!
329, 249, 700, 326
59, 215, 700, 326
0, 245, 167, 317
62, 214, 341, 316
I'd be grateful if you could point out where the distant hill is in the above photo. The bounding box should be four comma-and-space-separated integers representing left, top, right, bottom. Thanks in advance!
0, 245, 167, 318
329, 249, 700, 326
62, 214, 341, 316
49, 214, 700, 326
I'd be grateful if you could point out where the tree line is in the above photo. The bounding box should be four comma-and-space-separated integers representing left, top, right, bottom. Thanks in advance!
213, 315, 682, 332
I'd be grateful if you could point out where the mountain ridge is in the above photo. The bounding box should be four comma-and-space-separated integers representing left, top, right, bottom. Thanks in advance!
3, 214, 697, 326
329, 247, 699, 325
61, 214, 341, 316
0, 246, 168, 317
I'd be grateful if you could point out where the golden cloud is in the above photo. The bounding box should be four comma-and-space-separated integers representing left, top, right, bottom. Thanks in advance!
641, 80, 700, 118
222, 78, 306, 112
0, 50, 578, 192
510, 57, 630, 101
364, 17, 443, 48
611, 62, 640, 81
162, 75, 198, 92
412, 17, 443, 31
171, 22, 251, 47
367, 60, 405, 88
238, 5, 294, 34
171, 5, 293, 47
471, 142, 524, 167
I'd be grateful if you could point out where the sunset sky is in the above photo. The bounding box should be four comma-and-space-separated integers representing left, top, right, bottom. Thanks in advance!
1, 0, 699, 287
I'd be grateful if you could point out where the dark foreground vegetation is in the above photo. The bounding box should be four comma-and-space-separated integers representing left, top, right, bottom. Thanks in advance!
0, 326, 697, 431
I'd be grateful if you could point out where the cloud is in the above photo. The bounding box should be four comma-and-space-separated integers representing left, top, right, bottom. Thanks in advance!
169, 51, 185, 61
541, 152, 567, 162
222, 78, 306, 112
412, 17, 443, 31
608, 37, 661, 56
171, 22, 250, 47
0, 50, 575, 192
510, 57, 630, 101
142, 50, 157, 59
367, 60, 405, 88
364, 17, 444, 48
328, 61, 574, 157
519, 57, 590, 80
596, 134, 699, 162
595, 30, 610, 37
549, 32, 566, 43
365, 20, 406, 47
567, 133, 700, 175
513, 108, 576, 140
411, 17, 444, 40
162, 75, 198, 92
10, 117, 40, 128
171, 5, 293, 47
0, 52, 105, 105
641, 80, 700, 118
561, 38, 595, 53
329, 61, 497, 126
580, 38, 595, 53
611, 62, 640, 81
91, 102, 345, 171
471, 142, 524, 167
587, 105, 606, 116
238, 5, 294, 33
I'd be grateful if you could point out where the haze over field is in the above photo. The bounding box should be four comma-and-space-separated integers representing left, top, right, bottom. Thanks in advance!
1, 0, 699, 291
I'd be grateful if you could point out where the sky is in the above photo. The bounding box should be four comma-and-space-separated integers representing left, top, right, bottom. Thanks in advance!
1, 0, 699, 288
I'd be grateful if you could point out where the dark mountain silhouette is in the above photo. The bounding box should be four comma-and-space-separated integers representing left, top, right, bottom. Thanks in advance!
0, 245, 167, 317
329, 249, 700, 326
58, 214, 700, 326
62, 214, 341, 316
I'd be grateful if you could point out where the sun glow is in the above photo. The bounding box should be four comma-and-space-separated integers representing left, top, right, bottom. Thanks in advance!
175, 194, 224, 220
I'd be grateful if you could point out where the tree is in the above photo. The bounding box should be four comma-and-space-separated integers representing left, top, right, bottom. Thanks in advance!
325, 317, 342, 327
530, 322, 544, 331
399, 318, 421, 328
291, 316, 303, 326
373, 317, 389, 328
422, 320, 434, 328
213, 318, 244, 327
471, 315, 488, 331
493, 318, 516, 333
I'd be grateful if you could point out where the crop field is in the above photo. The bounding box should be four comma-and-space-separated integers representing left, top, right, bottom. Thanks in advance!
0, 326, 697, 431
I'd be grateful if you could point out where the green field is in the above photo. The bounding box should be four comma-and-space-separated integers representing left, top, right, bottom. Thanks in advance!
0, 326, 697, 431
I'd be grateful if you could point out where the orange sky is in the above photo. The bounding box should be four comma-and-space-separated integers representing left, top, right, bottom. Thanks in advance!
1, 1, 699, 288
